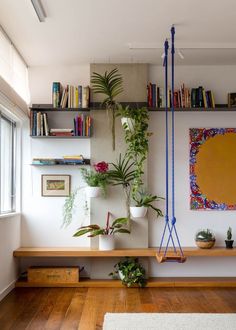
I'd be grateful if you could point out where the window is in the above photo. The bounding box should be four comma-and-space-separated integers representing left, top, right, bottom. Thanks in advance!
0, 28, 30, 103
0, 113, 16, 213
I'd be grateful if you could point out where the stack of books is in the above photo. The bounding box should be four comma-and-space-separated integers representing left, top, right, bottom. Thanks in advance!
32, 156, 88, 165
52, 82, 90, 109
50, 128, 74, 137
147, 83, 215, 108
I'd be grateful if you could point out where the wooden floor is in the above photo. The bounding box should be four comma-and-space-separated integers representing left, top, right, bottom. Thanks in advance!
0, 287, 236, 330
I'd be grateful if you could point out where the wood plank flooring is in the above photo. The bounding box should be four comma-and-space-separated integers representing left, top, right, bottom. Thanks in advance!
0, 287, 236, 330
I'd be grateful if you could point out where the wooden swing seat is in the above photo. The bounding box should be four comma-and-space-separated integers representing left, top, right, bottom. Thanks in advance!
156, 253, 187, 264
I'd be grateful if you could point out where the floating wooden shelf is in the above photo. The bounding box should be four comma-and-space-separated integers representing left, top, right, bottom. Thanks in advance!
13, 247, 236, 258
30, 135, 90, 139
15, 277, 236, 288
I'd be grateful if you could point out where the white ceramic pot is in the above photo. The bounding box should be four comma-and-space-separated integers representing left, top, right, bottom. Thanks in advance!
85, 186, 102, 198
121, 117, 135, 131
130, 206, 148, 218
99, 235, 115, 250
118, 270, 125, 280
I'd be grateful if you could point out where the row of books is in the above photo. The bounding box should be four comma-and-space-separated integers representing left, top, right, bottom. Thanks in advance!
30, 111, 92, 137
52, 82, 90, 108
32, 155, 89, 165
147, 83, 215, 108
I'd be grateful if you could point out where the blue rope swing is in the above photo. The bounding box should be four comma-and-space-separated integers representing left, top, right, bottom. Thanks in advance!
156, 26, 186, 264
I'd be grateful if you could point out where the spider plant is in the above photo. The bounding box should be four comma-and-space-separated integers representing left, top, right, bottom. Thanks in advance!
108, 154, 135, 226
91, 68, 123, 150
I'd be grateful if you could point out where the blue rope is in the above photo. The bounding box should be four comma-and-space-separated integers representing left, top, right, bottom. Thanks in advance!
158, 26, 185, 262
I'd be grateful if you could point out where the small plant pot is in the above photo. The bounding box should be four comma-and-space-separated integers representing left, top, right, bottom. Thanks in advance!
85, 186, 102, 198
121, 117, 135, 131
99, 235, 115, 250
195, 240, 215, 249
130, 206, 148, 218
225, 240, 234, 249
118, 270, 125, 281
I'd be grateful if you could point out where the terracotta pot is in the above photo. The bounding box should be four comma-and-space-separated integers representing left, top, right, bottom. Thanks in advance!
195, 240, 215, 249
130, 206, 148, 218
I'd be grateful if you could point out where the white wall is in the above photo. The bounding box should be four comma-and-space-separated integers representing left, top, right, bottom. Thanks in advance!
148, 65, 236, 276
0, 215, 20, 300
23, 64, 236, 277
22, 65, 91, 247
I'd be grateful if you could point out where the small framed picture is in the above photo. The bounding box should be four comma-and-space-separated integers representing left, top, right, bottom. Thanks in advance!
228, 93, 236, 107
41, 175, 71, 197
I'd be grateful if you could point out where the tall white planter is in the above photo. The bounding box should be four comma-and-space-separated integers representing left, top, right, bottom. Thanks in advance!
130, 206, 148, 218
121, 117, 135, 131
99, 235, 115, 250
85, 186, 102, 198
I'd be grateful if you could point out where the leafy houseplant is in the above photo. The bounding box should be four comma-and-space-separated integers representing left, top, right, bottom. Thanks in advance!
195, 229, 216, 249
109, 257, 147, 287
91, 68, 123, 150
108, 154, 135, 226
117, 104, 135, 131
73, 212, 130, 250
81, 161, 109, 197
130, 190, 164, 219
123, 107, 150, 198
225, 227, 234, 249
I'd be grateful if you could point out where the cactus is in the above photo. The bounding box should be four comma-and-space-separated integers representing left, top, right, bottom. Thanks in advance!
227, 227, 232, 240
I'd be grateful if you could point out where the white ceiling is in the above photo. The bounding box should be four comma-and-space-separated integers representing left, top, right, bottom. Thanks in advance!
1, 0, 236, 66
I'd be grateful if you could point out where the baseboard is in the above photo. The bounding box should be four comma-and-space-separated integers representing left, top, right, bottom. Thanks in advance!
0, 279, 16, 302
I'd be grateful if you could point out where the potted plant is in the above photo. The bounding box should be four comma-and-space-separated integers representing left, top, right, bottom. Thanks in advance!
109, 257, 147, 287
130, 190, 163, 219
108, 154, 135, 226
73, 212, 130, 250
225, 227, 234, 249
81, 161, 109, 198
91, 68, 123, 150
195, 229, 216, 249
117, 104, 135, 131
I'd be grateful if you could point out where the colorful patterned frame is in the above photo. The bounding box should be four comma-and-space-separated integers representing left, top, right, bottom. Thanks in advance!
190, 128, 236, 210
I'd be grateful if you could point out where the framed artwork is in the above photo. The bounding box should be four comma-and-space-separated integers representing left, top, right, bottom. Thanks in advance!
190, 128, 236, 210
41, 175, 71, 197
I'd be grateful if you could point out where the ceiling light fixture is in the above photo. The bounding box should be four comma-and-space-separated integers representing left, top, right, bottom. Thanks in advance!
31, 0, 46, 22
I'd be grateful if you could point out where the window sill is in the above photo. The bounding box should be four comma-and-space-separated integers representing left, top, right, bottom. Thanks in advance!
0, 212, 20, 219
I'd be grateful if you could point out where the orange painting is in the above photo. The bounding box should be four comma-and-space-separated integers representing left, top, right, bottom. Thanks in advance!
190, 128, 236, 210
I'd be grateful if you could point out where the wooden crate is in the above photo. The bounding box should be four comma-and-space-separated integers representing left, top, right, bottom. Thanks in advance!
28, 266, 79, 283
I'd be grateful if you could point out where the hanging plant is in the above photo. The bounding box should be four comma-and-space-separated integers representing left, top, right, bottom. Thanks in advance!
91, 68, 123, 150
123, 107, 150, 198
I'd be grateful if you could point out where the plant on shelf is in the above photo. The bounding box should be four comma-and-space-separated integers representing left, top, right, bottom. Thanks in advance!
195, 229, 216, 249
130, 190, 164, 219
108, 154, 135, 225
225, 227, 234, 249
81, 161, 109, 198
117, 104, 135, 131
109, 257, 147, 287
73, 212, 130, 250
91, 68, 123, 150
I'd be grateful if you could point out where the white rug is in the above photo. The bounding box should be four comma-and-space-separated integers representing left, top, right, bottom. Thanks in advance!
103, 313, 236, 330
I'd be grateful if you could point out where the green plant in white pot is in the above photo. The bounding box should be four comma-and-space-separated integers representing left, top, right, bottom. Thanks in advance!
73, 212, 130, 250
117, 104, 135, 131
81, 161, 109, 198
130, 190, 163, 219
